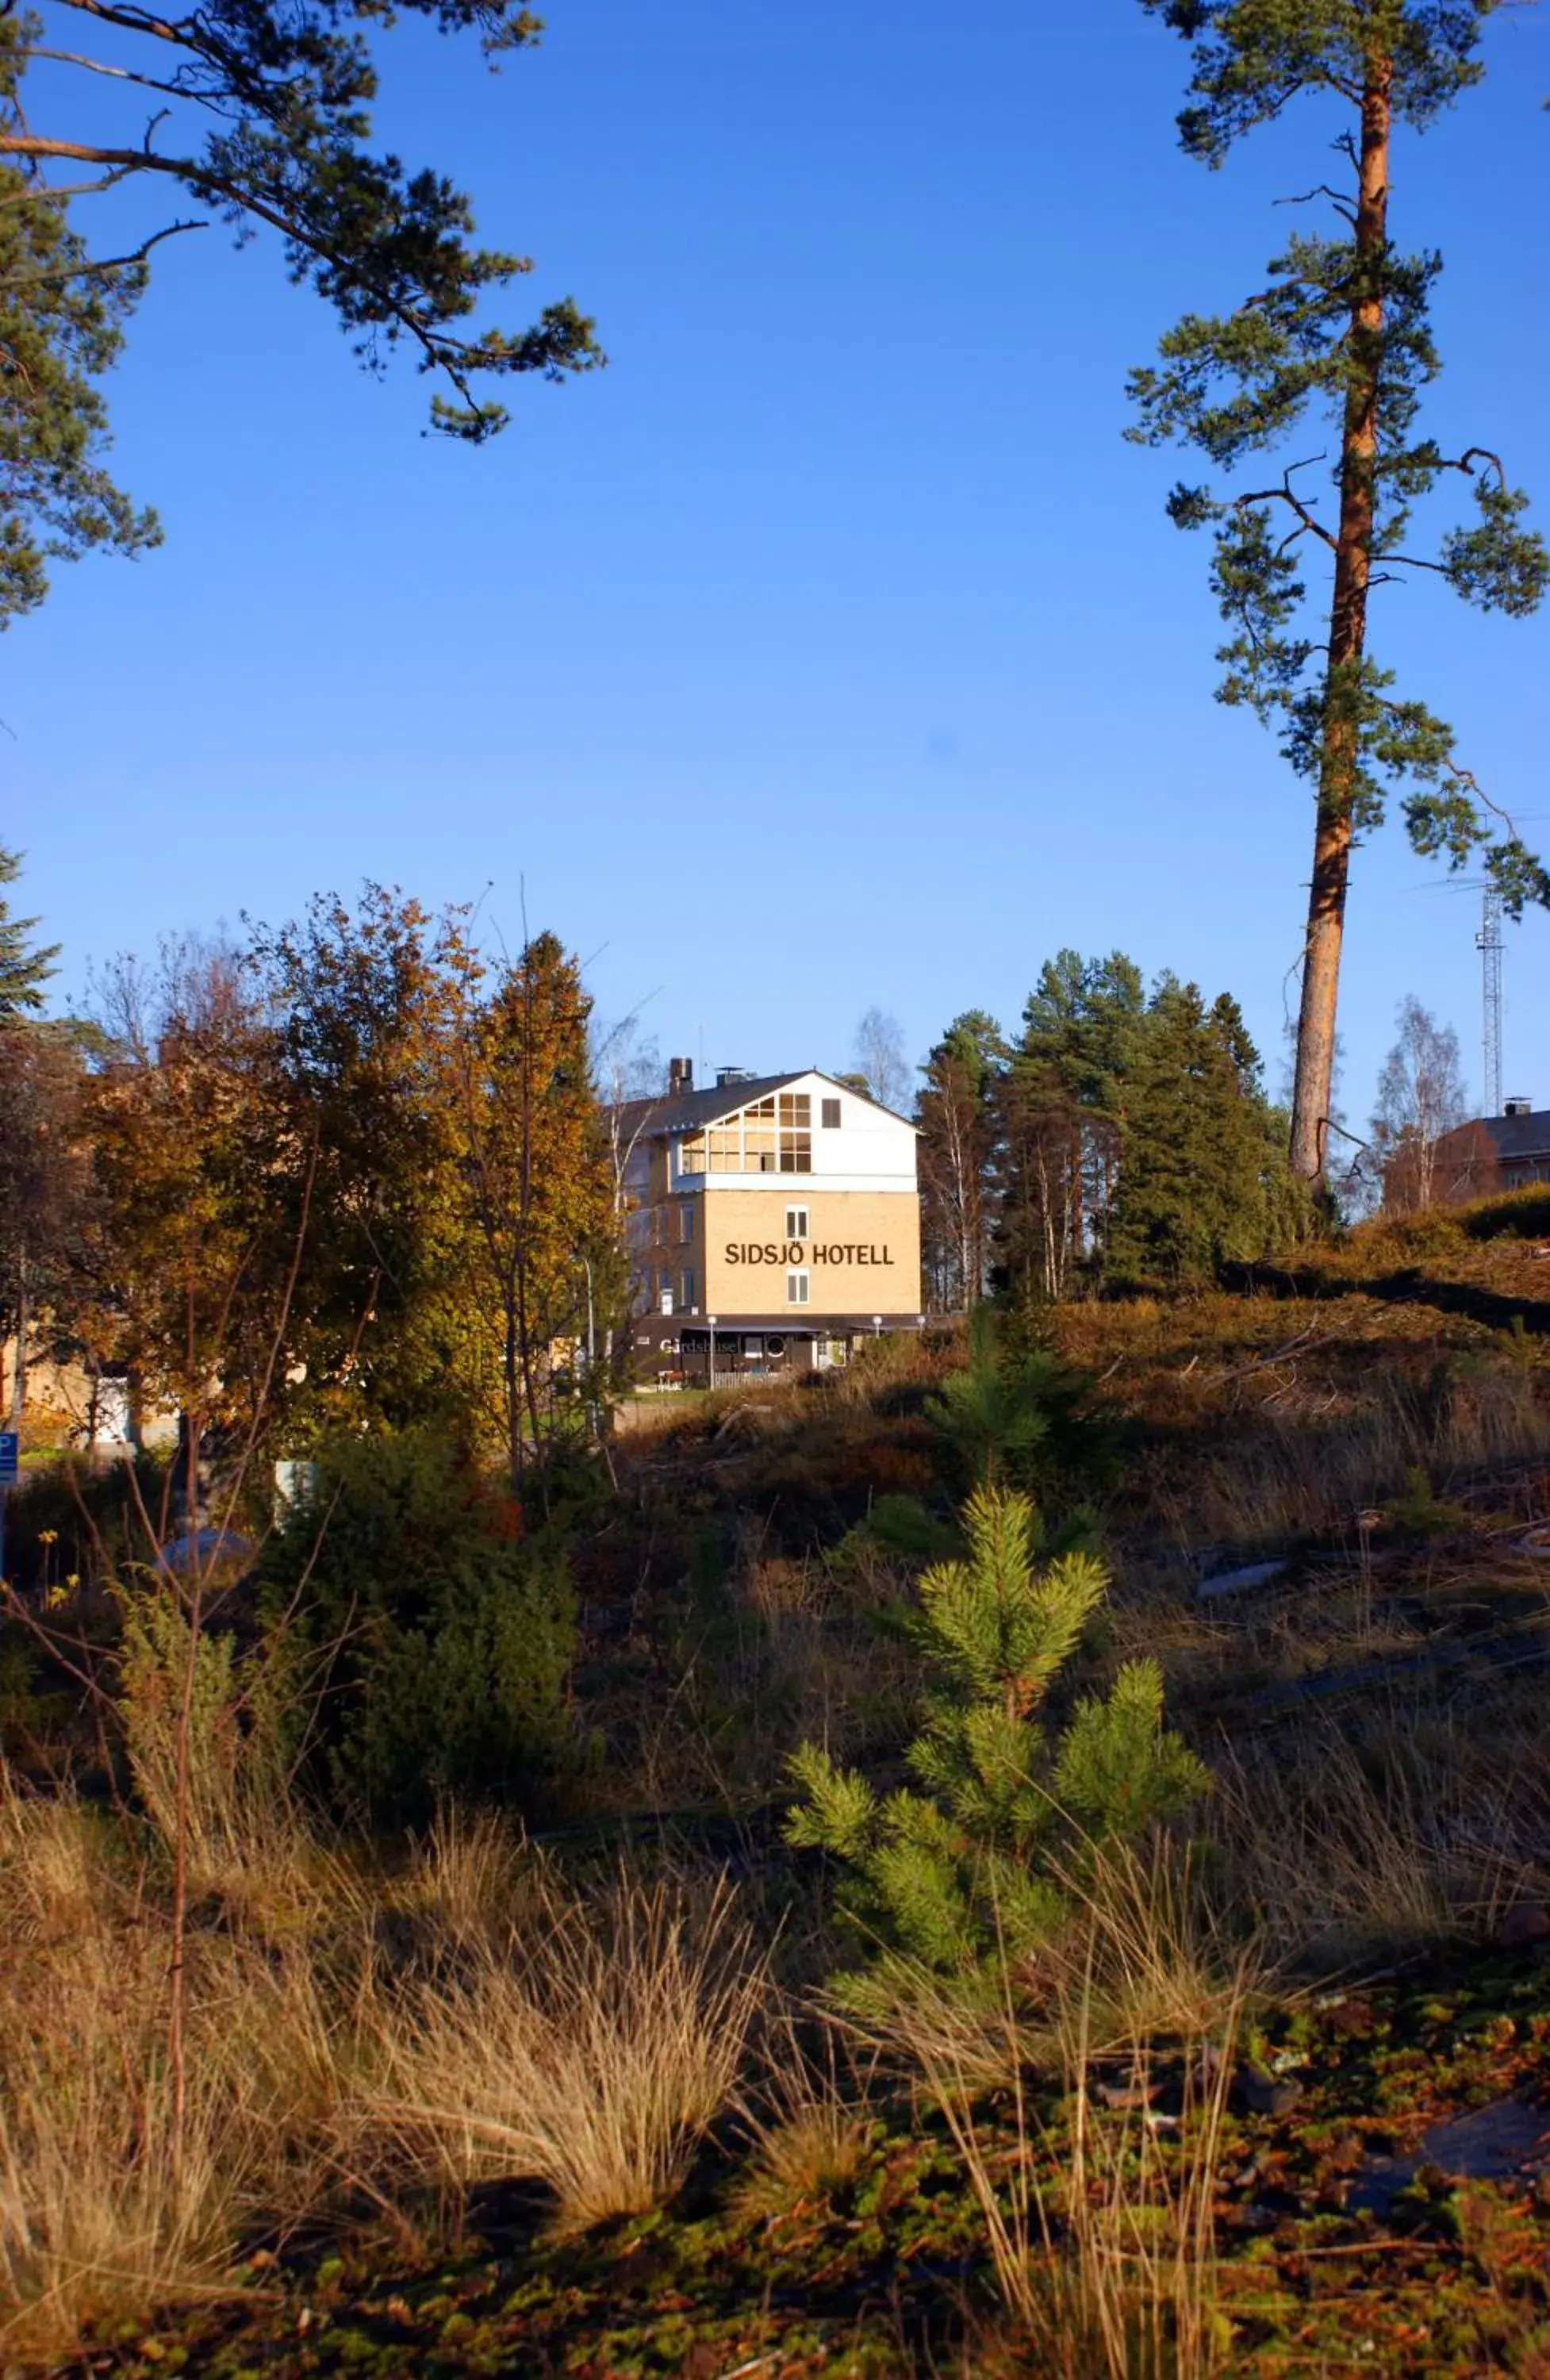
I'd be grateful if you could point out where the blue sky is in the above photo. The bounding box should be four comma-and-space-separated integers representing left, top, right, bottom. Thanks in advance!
8, 0, 1549, 1122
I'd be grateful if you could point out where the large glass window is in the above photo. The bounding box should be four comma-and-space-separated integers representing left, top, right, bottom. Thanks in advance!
677, 1090, 812, 1177
778, 1092, 811, 1173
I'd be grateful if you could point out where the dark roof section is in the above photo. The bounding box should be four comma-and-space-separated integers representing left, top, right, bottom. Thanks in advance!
611, 1069, 918, 1138
612, 1073, 802, 1140
1479, 1109, 1550, 1161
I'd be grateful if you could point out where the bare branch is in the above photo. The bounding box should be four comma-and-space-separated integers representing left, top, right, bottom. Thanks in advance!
1276, 181, 1356, 227
0, 166, 140, 205
44, 0, 197, 52
1439, 755, 1523, 838
0, 215, 205, 293
1440, 445, 1506, 486
19, 44, 200, 99
1235, 459, 1338, 552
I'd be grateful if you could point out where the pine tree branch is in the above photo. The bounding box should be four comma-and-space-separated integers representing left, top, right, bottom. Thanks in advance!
20, 45, 204, 100
1275, 182, 1356, 228
1442, 445, 1506, 486
0, 131, 504, 425
1234, 463, 1337, 552
0, 166, 142, 204
1437, 754, 1521, 839
0, 216, 206, 293
49, 0, 196, 54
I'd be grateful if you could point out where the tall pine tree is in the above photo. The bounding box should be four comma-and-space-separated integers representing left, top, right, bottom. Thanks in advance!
1130, 1, 1547, 1191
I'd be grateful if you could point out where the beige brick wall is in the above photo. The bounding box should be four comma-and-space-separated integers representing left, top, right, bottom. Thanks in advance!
702, 1188, 920, 1316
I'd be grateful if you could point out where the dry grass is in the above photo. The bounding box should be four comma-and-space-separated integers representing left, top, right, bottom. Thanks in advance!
733, 2014, 878, 2221
0, 1775, 768, 2354
0, 1782, 346, 2367
910, 1866, 1248, 2380
363, 1866, 766, 2231
1213, 1700, 1550, 1968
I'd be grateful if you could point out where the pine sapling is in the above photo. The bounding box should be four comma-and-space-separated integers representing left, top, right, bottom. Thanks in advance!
787, 1484, 1208, 2017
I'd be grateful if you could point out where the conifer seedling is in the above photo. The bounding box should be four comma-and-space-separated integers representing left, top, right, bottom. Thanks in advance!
787, 1484, 1209, 2017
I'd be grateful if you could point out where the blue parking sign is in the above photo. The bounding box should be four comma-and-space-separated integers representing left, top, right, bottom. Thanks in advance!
0, 1434, 16, 1485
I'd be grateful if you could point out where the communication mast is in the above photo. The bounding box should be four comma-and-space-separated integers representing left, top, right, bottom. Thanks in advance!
1475, 886, 1503, 1120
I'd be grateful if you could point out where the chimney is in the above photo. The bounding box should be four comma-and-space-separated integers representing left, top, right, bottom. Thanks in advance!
669, 1055, 694, 1096
1504, 1096, 1533, 1119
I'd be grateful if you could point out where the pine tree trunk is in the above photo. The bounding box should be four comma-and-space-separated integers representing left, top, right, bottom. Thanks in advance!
1289, 56, 1391, 1188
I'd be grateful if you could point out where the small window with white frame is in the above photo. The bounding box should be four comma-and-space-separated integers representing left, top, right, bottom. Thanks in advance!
681, 1269, 696, 1310
785, 1205, 808, 1240
821, 1097, 842, 1130
677, 1205, 694, 1243
786, 1269, 810, 1307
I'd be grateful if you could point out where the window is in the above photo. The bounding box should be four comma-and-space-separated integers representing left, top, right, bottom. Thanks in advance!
786, 1269, 810, 1306
821, 1098, 842, 1130
680, 1091, 811, 1175
677, 1205, 694, 1243
681, 1269, 696, 1311
778, 1091, 811, 1173
785, 1205, 808, 1240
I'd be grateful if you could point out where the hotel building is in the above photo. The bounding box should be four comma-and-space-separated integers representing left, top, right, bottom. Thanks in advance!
616, 1062, 923, 1381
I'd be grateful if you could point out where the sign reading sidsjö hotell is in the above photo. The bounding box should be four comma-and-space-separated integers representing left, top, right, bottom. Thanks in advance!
724, 1241, 894, 1267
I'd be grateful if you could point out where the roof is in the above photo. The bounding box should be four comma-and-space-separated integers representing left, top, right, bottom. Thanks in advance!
1482, 1109, 1550, 1161
1437, 1110, 1550, 1161
612, 1069, 917, 1138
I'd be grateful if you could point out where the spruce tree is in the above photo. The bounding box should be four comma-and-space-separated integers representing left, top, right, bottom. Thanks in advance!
1130, 1, 1547, 1192
787, 1484, 1209, 2015
996, 953, 1146, 1304
0, 849, 59, 1018
1105, 978, 1297, 1284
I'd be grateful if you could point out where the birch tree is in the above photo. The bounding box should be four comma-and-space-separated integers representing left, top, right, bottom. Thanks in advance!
1369, 992, 1468, 1210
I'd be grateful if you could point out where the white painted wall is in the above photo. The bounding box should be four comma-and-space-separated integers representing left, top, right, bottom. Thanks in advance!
667, 1073, 917, 1194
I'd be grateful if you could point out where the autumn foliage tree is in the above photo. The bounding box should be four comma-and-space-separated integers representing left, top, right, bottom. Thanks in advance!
46, 890, 619, 1492
0, 850, 90, 1421
79, 936, 290, 1474
1130, 0, 1547, 1192
440, 931, 616, 1494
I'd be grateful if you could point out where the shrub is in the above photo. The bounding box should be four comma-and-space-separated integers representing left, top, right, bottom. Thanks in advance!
115, 1580, 305, 1910
924, 1306, 1118, 1507
787, 1484, 1208, 2020
2, 1449, 175, 1595
256, 1427, 575, 1825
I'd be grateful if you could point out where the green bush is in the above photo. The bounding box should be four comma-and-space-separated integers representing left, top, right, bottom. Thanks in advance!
787, 1483, 1208, 2018
256, 1427, 575, 1825
923, 1306, 1118, 1507
2, 1450, 175, 1595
